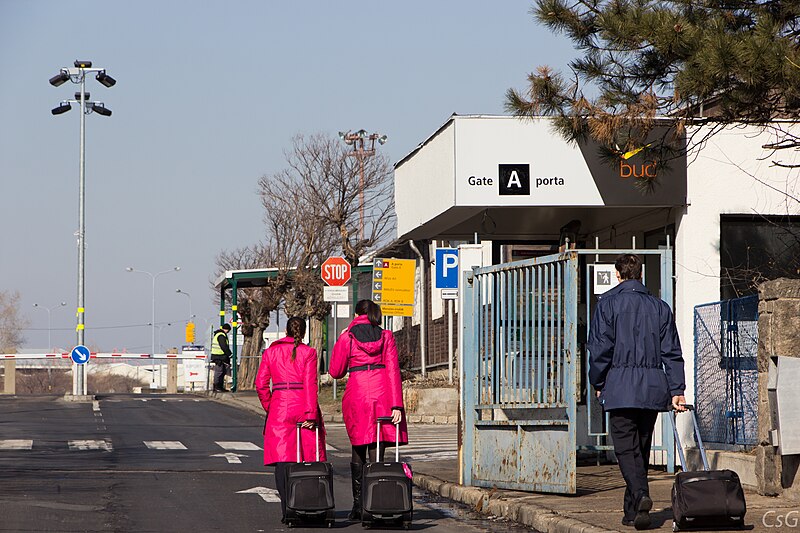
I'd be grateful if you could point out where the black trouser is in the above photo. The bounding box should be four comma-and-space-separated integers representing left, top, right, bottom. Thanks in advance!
608, 408, 659, 520
275, 462, 289, 518
351, 443, 385, 465
212, 360, 230, 390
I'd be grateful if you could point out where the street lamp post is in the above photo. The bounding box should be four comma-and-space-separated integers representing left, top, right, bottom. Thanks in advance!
50, 60, 115, 396
126, 266, 180, 388
32, 302, 66, 351
338, 129, 387, 241
175, 289, 193, 321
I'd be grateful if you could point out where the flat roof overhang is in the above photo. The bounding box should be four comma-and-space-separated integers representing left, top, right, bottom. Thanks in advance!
398, 205, 675, 241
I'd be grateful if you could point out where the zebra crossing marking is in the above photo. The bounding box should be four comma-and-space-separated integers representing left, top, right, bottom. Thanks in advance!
143, 441, 187, 450
0, 440, 33, 450
69, 440, 112, 451
216, 441, 261, 451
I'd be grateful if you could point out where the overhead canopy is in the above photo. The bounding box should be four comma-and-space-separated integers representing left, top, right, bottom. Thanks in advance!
394, 114, 686, 241
214, 267, 283, 292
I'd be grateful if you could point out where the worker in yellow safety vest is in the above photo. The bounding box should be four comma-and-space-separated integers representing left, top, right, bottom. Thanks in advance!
211, 323, 232, 392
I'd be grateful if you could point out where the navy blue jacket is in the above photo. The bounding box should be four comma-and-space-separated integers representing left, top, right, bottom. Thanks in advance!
587, 279, 685, 411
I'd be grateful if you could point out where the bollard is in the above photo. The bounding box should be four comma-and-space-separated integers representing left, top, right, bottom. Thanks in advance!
3, 360, 15, 395
167, 359, 178, 393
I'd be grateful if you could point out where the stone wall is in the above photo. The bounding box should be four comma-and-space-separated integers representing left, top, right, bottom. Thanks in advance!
756, 278, 800, 498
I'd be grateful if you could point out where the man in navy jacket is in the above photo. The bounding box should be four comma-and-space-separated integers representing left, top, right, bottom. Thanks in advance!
588, 254, 686, 530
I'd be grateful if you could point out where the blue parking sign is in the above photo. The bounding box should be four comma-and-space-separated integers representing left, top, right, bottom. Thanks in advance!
435, 248, 459, 289
71, 345, 91, 365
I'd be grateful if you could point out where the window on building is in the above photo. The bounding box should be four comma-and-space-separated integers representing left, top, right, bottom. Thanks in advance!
720, 215, 800, 299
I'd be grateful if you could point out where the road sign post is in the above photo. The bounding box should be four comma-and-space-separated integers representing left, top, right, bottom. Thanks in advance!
321, 257, 351, 287
70, 345, 91, 365
435, 248, 460, 384
371, 258, 416, 316
321, 257, 351, 401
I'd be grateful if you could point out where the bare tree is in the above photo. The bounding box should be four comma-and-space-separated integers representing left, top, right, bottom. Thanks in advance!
259, 153, 338, 357
275, 133, 396, 268
1, 291, 28, 353
215, 133, 396, 385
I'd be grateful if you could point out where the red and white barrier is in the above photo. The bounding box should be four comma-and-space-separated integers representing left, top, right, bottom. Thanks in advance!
0, 353, 206, 360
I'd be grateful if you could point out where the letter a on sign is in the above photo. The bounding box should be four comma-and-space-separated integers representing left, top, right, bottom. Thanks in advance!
498, 164, 530, 195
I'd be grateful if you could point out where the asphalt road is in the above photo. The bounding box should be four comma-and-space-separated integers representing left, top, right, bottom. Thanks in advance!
0, 394, 535, 533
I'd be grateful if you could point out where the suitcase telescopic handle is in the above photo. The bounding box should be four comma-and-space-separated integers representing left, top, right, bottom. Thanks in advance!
669, 404, 710, 472
295, 422, 321, 463
376, 416, 399, 463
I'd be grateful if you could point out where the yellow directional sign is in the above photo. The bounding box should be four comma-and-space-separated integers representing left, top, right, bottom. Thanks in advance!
372, 258, 416, 316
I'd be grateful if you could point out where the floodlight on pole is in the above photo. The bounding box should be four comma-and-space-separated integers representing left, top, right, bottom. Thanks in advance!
339, 129, 388, 241
50, 59, 116, 397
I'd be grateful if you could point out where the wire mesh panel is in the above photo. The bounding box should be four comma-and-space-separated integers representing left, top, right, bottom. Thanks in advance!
694, 296, 759, 447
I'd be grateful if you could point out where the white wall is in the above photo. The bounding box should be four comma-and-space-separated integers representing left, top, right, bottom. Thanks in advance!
676, 124, 800, 400
395, 122, 456, 237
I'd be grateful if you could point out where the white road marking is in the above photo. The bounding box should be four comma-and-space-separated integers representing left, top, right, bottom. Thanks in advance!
0, 440, 33, 450
216, 441, 261, 451
237, 486, 281, 503
143, 441, 187, 450
212, 452, 247, 464
69, 440, 112, 451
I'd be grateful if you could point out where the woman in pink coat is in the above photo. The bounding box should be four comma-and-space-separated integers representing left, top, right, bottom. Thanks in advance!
329, 299, 408, 520
255, 317, 326, 522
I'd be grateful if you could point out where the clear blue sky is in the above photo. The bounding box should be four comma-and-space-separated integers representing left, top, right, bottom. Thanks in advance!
0, 0, 576, 352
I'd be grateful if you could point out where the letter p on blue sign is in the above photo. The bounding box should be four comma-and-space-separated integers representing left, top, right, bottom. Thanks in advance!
435, 248, 459, 289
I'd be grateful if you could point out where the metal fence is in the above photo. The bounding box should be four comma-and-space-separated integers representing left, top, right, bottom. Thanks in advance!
694, 296, 759, 447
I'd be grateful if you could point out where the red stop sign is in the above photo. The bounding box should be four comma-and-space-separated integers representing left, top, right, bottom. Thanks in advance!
321, 257, 351, 286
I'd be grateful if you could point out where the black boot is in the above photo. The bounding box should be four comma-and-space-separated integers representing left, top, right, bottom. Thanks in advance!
349, 462, 363, 520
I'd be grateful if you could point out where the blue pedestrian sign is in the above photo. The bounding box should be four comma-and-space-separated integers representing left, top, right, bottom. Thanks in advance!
435, 248, 459, 289
70, 345, 91, 365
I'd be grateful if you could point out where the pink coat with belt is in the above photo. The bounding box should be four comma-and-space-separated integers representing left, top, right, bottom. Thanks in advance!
255, 337, 326, 465
329, 315, 408, 447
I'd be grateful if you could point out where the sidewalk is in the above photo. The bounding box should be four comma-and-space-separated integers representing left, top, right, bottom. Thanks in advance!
207, 391, 799, 533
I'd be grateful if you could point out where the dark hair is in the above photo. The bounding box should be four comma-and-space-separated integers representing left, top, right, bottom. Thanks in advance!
615, 254, 642, 281
354, 299, 382, 327
286, 317, 306, 361
221, 323, 231, 332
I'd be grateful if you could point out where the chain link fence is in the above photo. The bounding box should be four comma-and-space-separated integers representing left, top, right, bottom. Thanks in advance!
694, 296, 759, 447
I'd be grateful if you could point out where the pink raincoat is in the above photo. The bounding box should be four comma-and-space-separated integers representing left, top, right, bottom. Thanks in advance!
329, 315, 408, 447
255, 337, 326, 465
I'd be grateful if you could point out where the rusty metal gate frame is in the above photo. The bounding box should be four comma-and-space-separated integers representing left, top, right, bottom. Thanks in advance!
462, 251, 579, 494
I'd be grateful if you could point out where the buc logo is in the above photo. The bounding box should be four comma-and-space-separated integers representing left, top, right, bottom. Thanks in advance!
498, 164, 530, 195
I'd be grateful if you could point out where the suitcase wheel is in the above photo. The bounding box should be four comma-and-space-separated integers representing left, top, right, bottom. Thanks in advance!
403, 521, 411, 530
327, 520, 334, 528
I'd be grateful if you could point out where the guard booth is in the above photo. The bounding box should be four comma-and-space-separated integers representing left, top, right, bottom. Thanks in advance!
460, 246, 675, 494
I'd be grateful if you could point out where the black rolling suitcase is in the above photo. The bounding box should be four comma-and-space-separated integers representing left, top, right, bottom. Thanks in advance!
669, 406, 746, 531
362, 416, 413, 529
284, 423, 335, 528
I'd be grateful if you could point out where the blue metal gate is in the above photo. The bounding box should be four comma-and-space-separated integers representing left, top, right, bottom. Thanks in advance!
462, 247, 677, 494
462, 252, 578, 493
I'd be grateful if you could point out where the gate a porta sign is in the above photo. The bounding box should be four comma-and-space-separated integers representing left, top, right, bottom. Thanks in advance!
70, 345, 91, 365
321, 257, 351, 287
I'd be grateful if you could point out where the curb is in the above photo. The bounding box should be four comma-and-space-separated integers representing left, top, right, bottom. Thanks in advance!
412, 473, 618, 533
